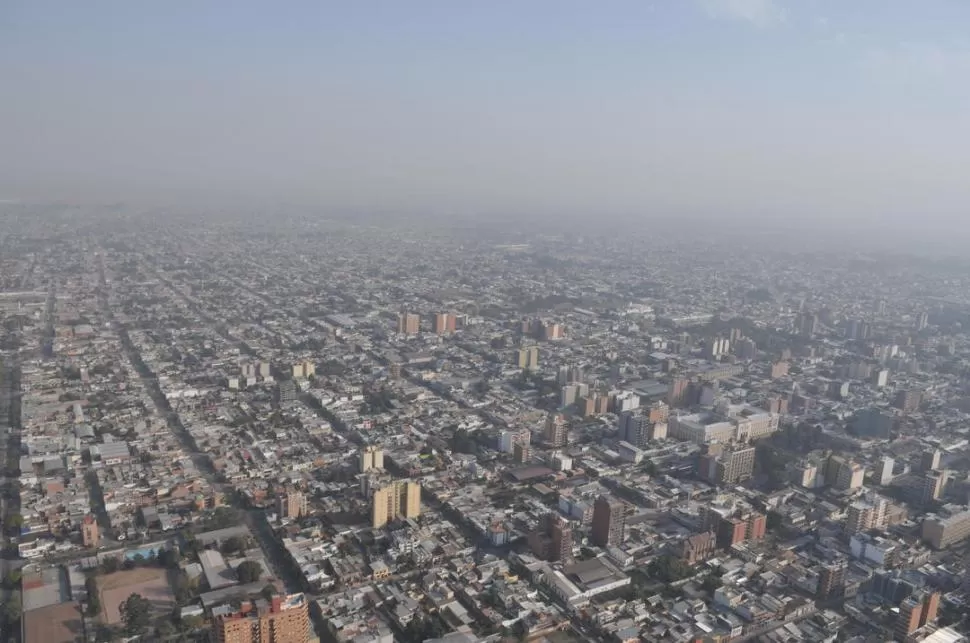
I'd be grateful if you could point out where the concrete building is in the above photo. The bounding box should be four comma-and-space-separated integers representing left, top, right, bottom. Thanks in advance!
81, 514, 99, 548
432, 312, 457, 334
896, 596, 922, 640
893, 388, 923, 413
878, 456, 895, 486
528, 513, 573, 562
397, 312, 420, 335
922, 510, 970, 549
681, 531, 716, 564
669, 405, 778, 444
372, 480, 421, 529
770, 361, 790, 379
871, 368, 889, 388
697, 444, 756, 485
851, 407, 896, 439
591, 495, 626, 548
277, 490, 307, 521
845, 497, 887, 534
359, 445, 384, 472
826, 456, 865, 491
213, 593, 310, 643
516, 346, 540, 370
545, 413, 567, 447
816, 561, 846, 599
498, 429, 530, 454
922, 470, 946, 505
921, 449, 942, 472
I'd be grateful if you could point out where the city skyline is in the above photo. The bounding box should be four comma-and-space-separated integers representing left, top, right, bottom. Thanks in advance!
2, 1, 970, 239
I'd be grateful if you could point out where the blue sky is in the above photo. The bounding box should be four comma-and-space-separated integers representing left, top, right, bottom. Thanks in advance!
2, 0, 969, 230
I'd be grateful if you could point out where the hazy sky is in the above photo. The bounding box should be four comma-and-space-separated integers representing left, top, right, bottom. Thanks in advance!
2, 1, 969, 229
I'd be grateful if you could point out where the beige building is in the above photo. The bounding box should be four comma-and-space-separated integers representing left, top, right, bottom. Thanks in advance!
922, 510, 970, 549
516, 346, 539, 370
372, 480, 421, 528
278, 490, 307, 521
826, 456, 865, 491
397, 312, 420, 335
668, 405, 779, 444
291, 361, 315, 379
214, 593, 310, 643
544, 413, 567, 447
698, 444, 756, 485
359, 445, 384, 473
81, 514, 100, 548
845, 497, 887, 534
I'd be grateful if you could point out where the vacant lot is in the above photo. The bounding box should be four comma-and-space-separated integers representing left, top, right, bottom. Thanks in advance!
99, 567, 175, 625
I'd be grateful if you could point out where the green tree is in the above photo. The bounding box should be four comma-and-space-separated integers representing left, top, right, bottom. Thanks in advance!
2, 590, 22, 624
236, 560, 262, 584
180, 615, 204, 631
86, 577, 102, 616
1, 569, 21, 589
101, 556, 121, 574
261, 584, 277, 601
157, 547, 181, 569
648, 555, 694, 583
94, 623, 119, 642
701, 574, 722, 595
120, 593, 152, 635
221, 536, 246, 555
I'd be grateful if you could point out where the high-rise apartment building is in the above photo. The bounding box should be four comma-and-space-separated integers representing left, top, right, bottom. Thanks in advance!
697, 444, 756, 486
825, 456, 865, 491
816, 561, 846, 599
845, 318, 871, 340
516, 346, 540, 370
372, 480, 421, 529
498, 429, 530, 454
397, 312, 420, 335
921, 449, 941, 472
528, 513, 573, 562
291, 361, 315, 379
591, 495, 626, 547
82, 514, 100, 548
845, 497, 887, 534
541, 322, 565, 340
668, 378, 691, 407
922, 510, 970, 549
556, 365, 584, 386
770, 361, 790, 379
716, 517, 748, 550
871, 368, 889, 388
561, 384, 580, 407
735, 337, 757, 360
277, 490, 307, 521
895, 596, 924, 640
920, 591, 940, 629
921, 470, 946, 505
545, 413, 567, 447
432, 313, 457, 334
796, 312, 818, 338
878, 456, 895, 486
359, 445, 384, 473
513, 442, 531, 464
916, 311, 929, 331
213, 593, 310, 643
705, 337, 730, 360
277, 380, 298, 404
893, 388, 923, 413
681, 531, 716, 564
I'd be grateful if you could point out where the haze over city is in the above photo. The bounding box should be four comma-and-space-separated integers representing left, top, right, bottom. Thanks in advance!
2, 0, 970, 238
8, 3, 970, 643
